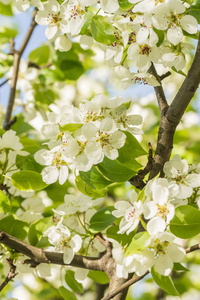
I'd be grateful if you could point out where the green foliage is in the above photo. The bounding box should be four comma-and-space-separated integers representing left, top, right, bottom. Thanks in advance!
125, 232, 150, 256
28, 217, 53, 247
0, 191, 10, 213
106, 225, 136, 246
29, 45, 50, 66
0, 215, 28, 240
151, 267, 180, 296
0, 27, 18, 44
65, 270, 84, 294
79, 166, 113, 190
58, 286, 78, 300
118, 0, 133, 10
75, 175, 107, 198
91, 15, 117, 45
89, 206, 116, 232
11, 170, 48, 192
170, 205, 200, 238
188, 3, 200, 23
88, 270, 109, 284
0, 3, 13, 16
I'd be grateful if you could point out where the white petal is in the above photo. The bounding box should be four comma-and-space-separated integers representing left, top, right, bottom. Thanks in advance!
167, 26, 183, 45
147, 217, 166, 235
180, 15, 198, 34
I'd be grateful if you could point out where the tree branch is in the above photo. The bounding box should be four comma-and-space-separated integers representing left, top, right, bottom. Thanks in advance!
129, 143, 153, 189
185, 243, 200, 254
148, 63, 169, 115
101, 271, 149, 300
0, 259, 18, 292
149, 32, 200, 179
3, 8, 37, 131
0, 231, 103, 271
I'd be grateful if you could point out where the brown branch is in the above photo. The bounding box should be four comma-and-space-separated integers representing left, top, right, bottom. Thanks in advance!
149, 32, 200, 179
129, 143, 153, 189
3, 8, 38, 131
101, 271, 149, 300
0, 259, 18, 292
148, 63, 169, 115
0, 231, 103, 271
0, 78, 9, 88
160, 71, 171, 81
185, 243, 200, 254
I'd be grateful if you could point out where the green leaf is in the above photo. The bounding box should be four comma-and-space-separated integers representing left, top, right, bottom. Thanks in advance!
79, 166, 112, 190
58, 287, 78, 300
61, 123, 83, 133
65, 270, 84, 294
151, 267, 180, 296
171, 66, 186, 77
170, 205, 200, 238
11, 171, 48, 192
0, 3, 13, 16
188, 4, 200, 23
153, 27, 165, 47
0, 191, 10, 213
118, 131, 147, 160
89, 206, 116, 232
106, 225, 136, 247
0, 215, 28, 240
11, 114, 34, 134
45, 180, 71, 203
125, 232, 150, 256
118, 0, 133, 10
29, 45, 50, 65
75, 175, 106, 198
80, 8, 94, 35
88, 270, 109, 284
173, 263, 189, 272
0, 27, 18, 44
97, 157, 138, 182
28, 217, 53, 247
91, 15, 117, 45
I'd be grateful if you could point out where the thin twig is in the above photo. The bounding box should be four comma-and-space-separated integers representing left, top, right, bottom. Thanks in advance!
0, 259, 18, 292
160, 71, 171, 81
101, 271, 149, 300
148, 63, 169, 115
3, 8, 38, 131
0, 78, 9, 88
185, 243, 200, 254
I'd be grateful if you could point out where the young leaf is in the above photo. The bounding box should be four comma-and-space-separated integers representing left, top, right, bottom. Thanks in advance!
118, 131, 147, 160
106, 225, 136, 247
118, 0, 133, 10
151, 267, 180, 296
97, 157, 138, 182
79, 166, 113, 190
88, 270, 109, 284
170, 205, 200, 238
0, 191, 10, 213
75, 175, 106, 198
58, 287, 78, 300
188, 4, 200, 23
29, 45, 50, 65
125, 231, 150, 256
11, 171, 48, 192
89, 206, 116, 232
0, 215, 29, 240
65, 270, 84, 294
28, 217, 53, 247
0, 3, 13, 16
91, 15, 117, 45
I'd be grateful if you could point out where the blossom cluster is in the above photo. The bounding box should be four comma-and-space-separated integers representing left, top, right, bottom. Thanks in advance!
14, 0, 198, 87
34, 93, 143, 184
111, 154, 200, 278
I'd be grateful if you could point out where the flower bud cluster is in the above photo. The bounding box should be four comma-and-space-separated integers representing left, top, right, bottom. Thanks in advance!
34, 93, 143, 184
